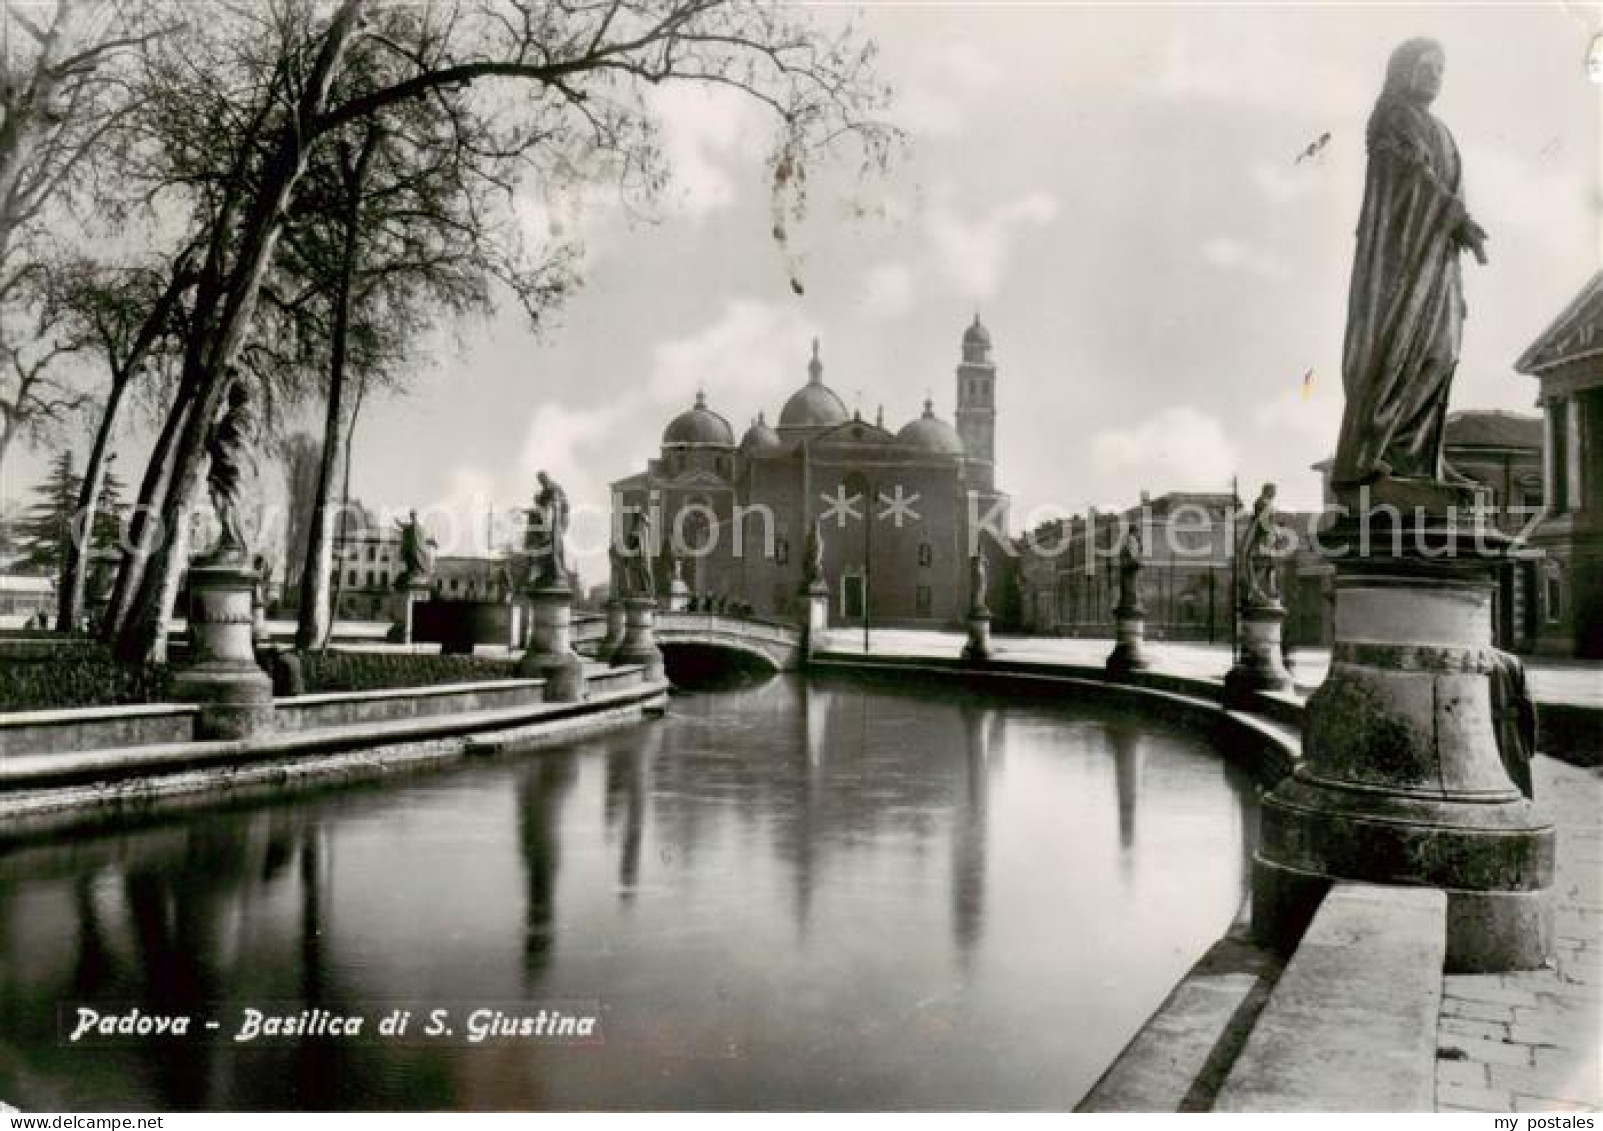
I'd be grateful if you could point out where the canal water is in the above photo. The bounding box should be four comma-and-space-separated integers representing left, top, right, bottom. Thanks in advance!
0, 674, 1256, 1110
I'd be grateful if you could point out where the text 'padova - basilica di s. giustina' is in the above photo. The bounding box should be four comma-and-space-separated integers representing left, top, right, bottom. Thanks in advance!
611, 316, 1012, 626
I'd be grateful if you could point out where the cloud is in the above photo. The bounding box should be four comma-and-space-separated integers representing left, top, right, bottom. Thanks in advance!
1251, 158, 1326, 206
1200, 235, 1290, 280
644, 298, 819, 410
1091, 407, 1240, 491
860, 261, 916, 319
1144, 28, 1365, 113
650, 84, 766, 221
927, 191, 1059, 298
898, 41, 1003, 137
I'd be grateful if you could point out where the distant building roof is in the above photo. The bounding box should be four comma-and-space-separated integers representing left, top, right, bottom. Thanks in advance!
1444, 410, 1541, 452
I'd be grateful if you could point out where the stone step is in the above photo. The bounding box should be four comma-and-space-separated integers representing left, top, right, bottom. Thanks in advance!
1213, 882, 1447, 1112
1078, 923, 1284, 1111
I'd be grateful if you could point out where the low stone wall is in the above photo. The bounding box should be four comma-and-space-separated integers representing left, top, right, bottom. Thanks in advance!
0, 703, 198, 759
0, 675, 668, 847
810, 652, 1301, 787
1213, 884, 1447, 1111
274, 679, 543, 732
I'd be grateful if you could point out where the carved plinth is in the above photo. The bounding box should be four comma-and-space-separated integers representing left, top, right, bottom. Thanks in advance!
518, 585, 584, 702
962, 611, 993, 663
1106, 592, 1150, 674
389, 581, 433, 645
1225, 603, 1293, 701
802, 582, 830, 661
1253, 519, 1555, 971
598, 598, 626, 660
611, 597, 664, 682
173, 561, 273, 740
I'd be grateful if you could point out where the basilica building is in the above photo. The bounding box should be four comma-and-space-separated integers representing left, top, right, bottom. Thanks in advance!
611, 317, 1011, 626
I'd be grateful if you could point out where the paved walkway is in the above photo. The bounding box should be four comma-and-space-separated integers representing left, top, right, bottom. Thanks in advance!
1436, 756, 1602, 1113
826, 627, 1602, 1113
828, 628, 1603, 708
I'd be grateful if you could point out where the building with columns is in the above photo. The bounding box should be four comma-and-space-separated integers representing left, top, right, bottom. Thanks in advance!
610, 317, 1012, 626
1517, 270, 1603, 658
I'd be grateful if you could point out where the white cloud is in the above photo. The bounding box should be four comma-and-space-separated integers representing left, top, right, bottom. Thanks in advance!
1091, 406, 1240, 491
898, 41, 1003, 137
860, 261, 916, 319
644, 298, 818, 410
1200, 235, 1290, 280
928, 191, 1059, 298
650, 84, 765, 221
1251, 158, 1326, 206
1145, 28, 1365, 113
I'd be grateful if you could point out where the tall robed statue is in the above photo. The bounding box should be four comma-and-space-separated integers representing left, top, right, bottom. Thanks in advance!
204, 376, 257, 564
526, 470, 570, 588
1331, 39, 1488, 507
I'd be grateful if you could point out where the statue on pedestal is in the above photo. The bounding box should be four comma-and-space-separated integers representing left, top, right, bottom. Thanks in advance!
1331, 39, 1488, 509
526, 470, 570, 588
802, 519, 825, 591
615, 510, 655, 600
969, 552, 990, 615
203, 377, 256, 565
1116, 527, 1144, 612
1239, 483, 1284, 608
394, 510, 436, 588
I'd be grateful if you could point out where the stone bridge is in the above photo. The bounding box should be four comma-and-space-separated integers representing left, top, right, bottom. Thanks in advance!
574, 611, 804, 672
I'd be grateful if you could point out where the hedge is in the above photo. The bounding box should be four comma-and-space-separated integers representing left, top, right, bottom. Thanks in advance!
0, 643, 172, 711
0, 644, 521, 712
294, 650, 519, 694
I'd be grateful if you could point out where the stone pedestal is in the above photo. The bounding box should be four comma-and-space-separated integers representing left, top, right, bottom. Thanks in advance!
1225, 603, 1293, 702
962, 609, 993, 662
518, 585, 584, 702
390, 581, 433, 645
173, 560, 274, 740
1105, 595, 1150, 675
611, 597, 664, 682
802, 582, 830, 661
1252, 519, 1556, 972
599, 598, 627, 660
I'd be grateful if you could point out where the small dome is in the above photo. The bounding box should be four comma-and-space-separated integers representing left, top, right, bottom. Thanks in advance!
740, 411, 782, 454
898, 399, 964, 455
663, 390, 735, 447
962, 314, 992, 363
778, 339, 850, 430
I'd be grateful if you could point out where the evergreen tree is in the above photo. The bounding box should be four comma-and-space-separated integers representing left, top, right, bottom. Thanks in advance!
13, 450, 79, 579
10, 451, 126, 584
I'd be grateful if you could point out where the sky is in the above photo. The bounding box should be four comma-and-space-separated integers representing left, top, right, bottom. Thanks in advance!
6, 1, 1600, 582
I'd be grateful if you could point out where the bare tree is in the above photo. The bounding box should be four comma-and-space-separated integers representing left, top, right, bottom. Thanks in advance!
39, 252, 195, 631
104, 0, 894, 663
0, 0, 166, 473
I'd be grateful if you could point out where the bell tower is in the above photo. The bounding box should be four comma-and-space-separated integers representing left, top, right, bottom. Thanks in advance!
955, 314, 997, 491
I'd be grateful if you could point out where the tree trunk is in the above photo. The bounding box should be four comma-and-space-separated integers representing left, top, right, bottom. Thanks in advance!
297, 122, 375, 653
57, 373, 130, 632
100, 373, 196, 641
110, 0, 367, 664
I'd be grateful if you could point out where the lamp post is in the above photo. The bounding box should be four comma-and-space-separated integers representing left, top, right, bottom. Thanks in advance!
862, 476, 873, 655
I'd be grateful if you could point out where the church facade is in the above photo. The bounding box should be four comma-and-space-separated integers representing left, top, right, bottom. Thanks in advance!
610, 317, 1011, 627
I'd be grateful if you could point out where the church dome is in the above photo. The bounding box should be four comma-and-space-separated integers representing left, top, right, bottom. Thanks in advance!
898, 400, 964, 455
662, 391, 734, 447
778, 339, 849, 430
740, 412, 782, 454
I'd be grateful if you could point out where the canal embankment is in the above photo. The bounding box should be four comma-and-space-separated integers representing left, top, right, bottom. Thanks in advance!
0, 662, 667, 847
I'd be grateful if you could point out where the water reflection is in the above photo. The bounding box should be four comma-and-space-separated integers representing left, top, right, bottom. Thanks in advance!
0, 674, 1255, 1111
